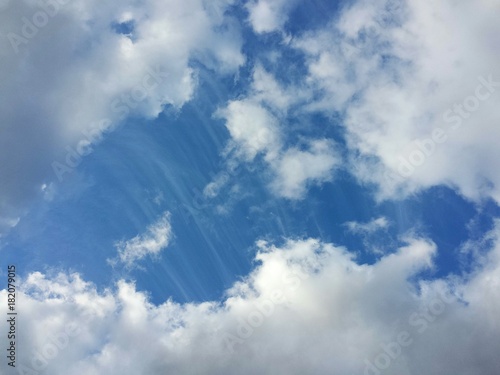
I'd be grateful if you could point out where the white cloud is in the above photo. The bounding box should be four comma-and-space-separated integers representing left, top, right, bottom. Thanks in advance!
246, 0, 299, 34
212, 65, 339, 200
215, 99, 282, 163
344, 217, 394, 255
345, 216, 390, 234
0, 0, 244, 234
294, 0, 500, 204
251, 64, 299, 112
203, 172, 230, 199
271, 139, 340, 199
3, 224, 500, 374
112, 211, 172, 267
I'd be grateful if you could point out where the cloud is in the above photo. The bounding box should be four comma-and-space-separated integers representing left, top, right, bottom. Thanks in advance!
246, 0, 299, 34
212, 65, 340, 200
0, 0, 244, 234
3, 223, 500, 374
345, 216, 390, 234
215, 99, 282, 163
271, 139, 340, 199
294, 0, 500, 203
344, 217, 393, 255
112, 211, 172, 268
251, 64, 301, 113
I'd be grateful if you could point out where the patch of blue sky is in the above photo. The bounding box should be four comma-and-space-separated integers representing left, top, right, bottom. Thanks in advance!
274, 0, 347, 36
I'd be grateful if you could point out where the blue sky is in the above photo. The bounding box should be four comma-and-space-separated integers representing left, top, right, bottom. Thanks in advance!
1, 0, 500, 374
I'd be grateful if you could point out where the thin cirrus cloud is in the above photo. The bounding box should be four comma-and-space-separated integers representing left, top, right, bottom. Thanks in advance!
2, 224, 500, 374
111, 211, 173, 268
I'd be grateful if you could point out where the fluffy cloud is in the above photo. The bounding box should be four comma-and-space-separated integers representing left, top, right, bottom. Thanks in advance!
246, 0, 299, 34
0, 0, 244, 234
215, 99, 282, 163
216, 0, 500, 204
212, 65, 340, 200
294, 0, 500, 203
271, 139, 339, 199
3, 224, 500, 374
111, 211, 172, 268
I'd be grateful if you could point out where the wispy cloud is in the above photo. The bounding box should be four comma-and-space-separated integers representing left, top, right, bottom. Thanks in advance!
113, 211, 172, 268
345, 216, 390, 235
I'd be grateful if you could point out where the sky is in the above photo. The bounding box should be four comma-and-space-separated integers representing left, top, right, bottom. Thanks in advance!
1, 0, 500, 374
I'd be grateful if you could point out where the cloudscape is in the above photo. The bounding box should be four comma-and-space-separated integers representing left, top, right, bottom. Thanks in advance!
1, 0, 500, 374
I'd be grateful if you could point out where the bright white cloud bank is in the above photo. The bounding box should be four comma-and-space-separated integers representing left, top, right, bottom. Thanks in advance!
0, 0, 244, 233
3, 224, 500, 375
